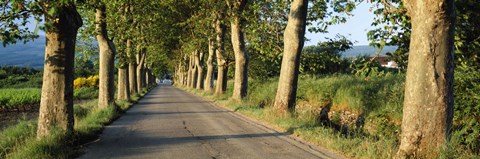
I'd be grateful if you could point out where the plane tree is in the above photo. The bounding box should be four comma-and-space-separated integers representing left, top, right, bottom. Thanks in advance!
1, 1, 83, 138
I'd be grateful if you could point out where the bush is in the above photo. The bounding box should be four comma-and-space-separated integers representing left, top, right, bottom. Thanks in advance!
74, 87, 98, 100
73, 75, 99, 89
452, 66, 480, 152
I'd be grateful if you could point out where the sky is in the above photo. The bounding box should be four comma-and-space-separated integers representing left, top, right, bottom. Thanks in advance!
305, 3, 375, 46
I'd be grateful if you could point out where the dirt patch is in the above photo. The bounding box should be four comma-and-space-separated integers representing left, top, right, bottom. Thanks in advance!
0, 104, 39, 131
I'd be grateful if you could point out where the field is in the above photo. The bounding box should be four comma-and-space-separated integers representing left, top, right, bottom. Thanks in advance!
0, 89, 41, 111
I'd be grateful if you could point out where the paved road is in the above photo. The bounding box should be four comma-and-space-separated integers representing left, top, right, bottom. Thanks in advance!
79, 84, 343, 159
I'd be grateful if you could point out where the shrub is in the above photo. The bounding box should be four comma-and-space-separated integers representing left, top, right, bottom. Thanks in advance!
73, 75, 99, 89
73, 87, 98, 100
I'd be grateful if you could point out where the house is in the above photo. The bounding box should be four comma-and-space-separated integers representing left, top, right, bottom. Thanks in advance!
376, 56, 399, 68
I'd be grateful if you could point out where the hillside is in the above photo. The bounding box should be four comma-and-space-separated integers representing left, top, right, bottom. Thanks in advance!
341, 45, 398, 57
0, 36, 45, 68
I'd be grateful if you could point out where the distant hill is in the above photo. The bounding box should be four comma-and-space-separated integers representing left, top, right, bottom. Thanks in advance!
341, 45, 398, 57
0, 38, 398, 68
0, 36, 45, 68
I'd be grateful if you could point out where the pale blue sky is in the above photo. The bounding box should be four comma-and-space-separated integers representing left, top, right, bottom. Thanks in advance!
305, 3, 374, 46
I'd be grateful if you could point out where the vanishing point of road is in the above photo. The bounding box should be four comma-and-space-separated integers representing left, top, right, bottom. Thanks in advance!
79, 84, 344, 159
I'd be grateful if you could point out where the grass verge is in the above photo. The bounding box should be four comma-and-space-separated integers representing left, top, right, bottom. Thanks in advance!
179, 75, 478, 159
0, 86, 155, 159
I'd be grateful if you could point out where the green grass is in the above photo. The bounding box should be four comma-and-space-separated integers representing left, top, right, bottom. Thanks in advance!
0, 87, 100, 110
0, 120, 37, 158
180, 74, 478, 159
0, 88, 41, 110
73, 87, 99, 100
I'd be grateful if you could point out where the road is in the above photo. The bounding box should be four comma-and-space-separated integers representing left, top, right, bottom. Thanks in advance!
79, 84, 343, 159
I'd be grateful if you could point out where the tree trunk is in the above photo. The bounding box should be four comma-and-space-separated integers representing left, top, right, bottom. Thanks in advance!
129, 62, 137, 95
136, 46, 146, 92
37, 5, 82, 138
187, 54, 193, 87
214, 17, 228, 95
191, 52, 198, 88
175, 63, 182, 86
230, 2, 248, 100
142, 62, 148, 88
117, 64, 130, 101
196, 51, 205, 89
96, 5, 116, 109
146, 68, 150, 87
396, 0, 455, 158
273, 0, 308, 115
149, 69, 155, 86
204, 38, 215, 91
180, 60, 186, 86
119, 39, 132, 99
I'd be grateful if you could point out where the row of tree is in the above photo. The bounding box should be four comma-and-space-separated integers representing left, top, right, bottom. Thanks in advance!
0, 1, 169, 140
170, 0, 459, 158
1, 0, 476, 158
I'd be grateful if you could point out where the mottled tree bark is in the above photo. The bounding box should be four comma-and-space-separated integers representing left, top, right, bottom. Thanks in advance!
119, 39, 132, 100
195, 51, 205, 89
136, 46, 146, 92
187, 54, 193, 87
142, 62, 147, 88
204, 38, 215, 92
96, 5, 116, 109
191, 51, 198, 89
214, 17, 228, 95
396, 0, 455, 158
117, 64, 130, 101
229, 0, 248, 100
273, 0, 308, 115
146, 68, 151, 87
129, 61, 138, 95
37, 4, 82, 138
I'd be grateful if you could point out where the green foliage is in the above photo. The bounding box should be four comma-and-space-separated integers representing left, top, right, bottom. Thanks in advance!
300, 35, 352, 75
453, 66, 480, 152
454, 0, 480, 68
0, 88, 41, 109
367, 0, 410, 70
348, 55, 382, 77
74, 87, 99, 100
0, 66, 42, 88
368, 0, 480, 70
74, 58, 96, 78
0, 1, 43, 46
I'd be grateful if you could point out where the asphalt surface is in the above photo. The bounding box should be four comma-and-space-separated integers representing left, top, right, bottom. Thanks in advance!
79, 84, 343, 159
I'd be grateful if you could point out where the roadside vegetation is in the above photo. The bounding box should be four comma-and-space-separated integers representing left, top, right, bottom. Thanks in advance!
0, 65, 155, 158
1, 0, 478, 158
0, 86, 153, 158
182, 69, 479, 158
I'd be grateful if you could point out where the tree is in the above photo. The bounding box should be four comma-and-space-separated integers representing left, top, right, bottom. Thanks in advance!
227, 0, 249, 100
117, 36, 131, 101
396, 0, 455, 157
195, 50, 205, 89
204, 38, 216, 91
95, 3, 116, 109
136, 44, 146, 92
214, 12, 228, 95
273, 0, 309, 115
1, 1, 83, 138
